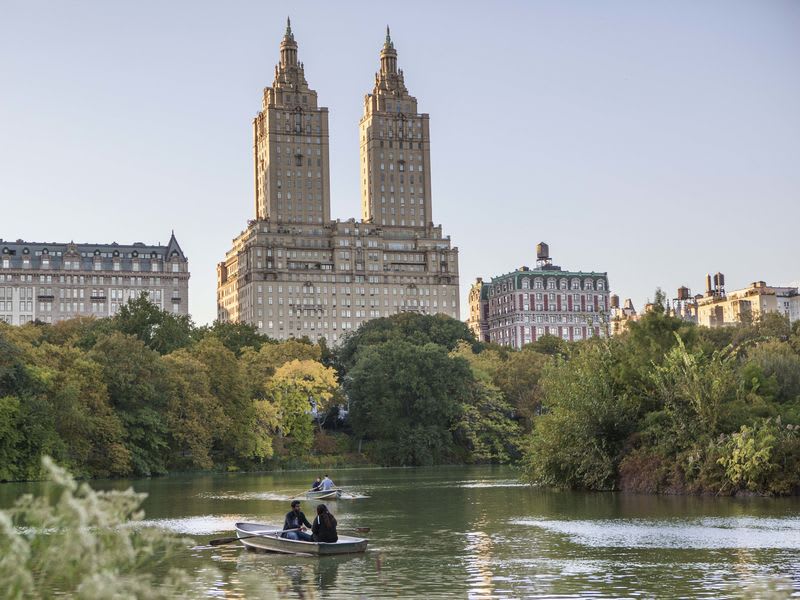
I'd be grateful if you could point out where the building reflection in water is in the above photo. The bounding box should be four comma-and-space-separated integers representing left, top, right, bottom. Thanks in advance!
463, 516, 496, 599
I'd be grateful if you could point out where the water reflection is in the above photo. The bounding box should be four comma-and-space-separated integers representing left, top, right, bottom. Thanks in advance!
520, 515, 800, 549
2, 466, 798, 599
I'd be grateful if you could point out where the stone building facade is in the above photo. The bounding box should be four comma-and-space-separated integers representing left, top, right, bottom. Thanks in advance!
0, 233, 189, 325
217, 22, 460, 344
696, 280, 800, 327
469, 244, 610, 348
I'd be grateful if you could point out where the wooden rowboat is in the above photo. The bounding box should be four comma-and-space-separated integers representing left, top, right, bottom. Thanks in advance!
235, 522, 368, 555
306, 488, 343, 500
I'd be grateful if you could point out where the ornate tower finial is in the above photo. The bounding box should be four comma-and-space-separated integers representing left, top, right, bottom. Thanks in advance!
384, 25, 393, 49
380, 26, 398, 76
280, 16, 298, 67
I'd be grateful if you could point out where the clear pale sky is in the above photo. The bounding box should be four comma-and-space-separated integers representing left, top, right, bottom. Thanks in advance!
2, 1, 798, 325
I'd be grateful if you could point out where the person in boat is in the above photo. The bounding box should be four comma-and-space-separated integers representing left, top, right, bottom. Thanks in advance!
320, 474, 335, 491
283, 500, 313, 541
310, 477, 322, 491
311, 503, 338, 543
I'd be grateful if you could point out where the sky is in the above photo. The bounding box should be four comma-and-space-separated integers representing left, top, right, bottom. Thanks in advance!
1, 0, 799, 325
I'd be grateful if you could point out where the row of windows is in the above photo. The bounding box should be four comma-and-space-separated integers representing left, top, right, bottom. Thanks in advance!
254, 284, 456, 296
489, 277, 606, 295
0, 259, 183, 272
2, 249, 168, 260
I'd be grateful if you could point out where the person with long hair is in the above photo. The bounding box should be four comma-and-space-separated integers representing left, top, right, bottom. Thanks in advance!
311, 503, 338, 543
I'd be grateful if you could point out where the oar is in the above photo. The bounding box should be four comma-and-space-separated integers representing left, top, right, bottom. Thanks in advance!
339, 527, 370, 534
208, 527, 299, 547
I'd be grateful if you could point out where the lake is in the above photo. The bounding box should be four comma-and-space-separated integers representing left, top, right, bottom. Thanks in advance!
1, 465, 799, 598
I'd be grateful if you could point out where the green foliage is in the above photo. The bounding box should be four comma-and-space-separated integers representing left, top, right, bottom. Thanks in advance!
0, 396, 22, 481
267, 359, 338, 457
161, 351, 225, 469
197, 320, 271, 356
525, 334, 569, 358
3, 298, 799, 495
651, 337, 739, 441
113, 294, 194, 355
346, 340, 471, 465
337, 312, 476, 371
455, 380, 521, 463
0, 456, 209, 598
745, 341, 800, 404
522, 341, 637, 490
90, 333, 169, 477
717, 418, 800, 495
0, 326, 26, 397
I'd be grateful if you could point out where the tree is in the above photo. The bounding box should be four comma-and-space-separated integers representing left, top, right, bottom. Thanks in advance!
161, 351, 226, 470
0, 396, 22, 481
493, 347, 550, 427
240, 339, 323, 402
526, 334, 568, 358
0, 327, 26, 397
197, 321, 271, 356
522, 342, 637, 490
28, 343, 130, 477
89, 332, 169, 476
267, 360, 338, 456
336, 313, 476, 371
189, 337, 256, 464
650, 336, 739, 442
112, 294, 194, 355
455, 379, 521, 463
346, 340, 472, 465
745, 341, 800, 405
717, 418, 800, 495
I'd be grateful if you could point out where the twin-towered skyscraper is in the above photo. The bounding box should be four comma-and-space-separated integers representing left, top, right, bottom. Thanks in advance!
218, 21, 460, 343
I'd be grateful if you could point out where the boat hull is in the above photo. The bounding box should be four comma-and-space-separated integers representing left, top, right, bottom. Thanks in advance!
306, 489, 343, 500
235, 522, 368, 555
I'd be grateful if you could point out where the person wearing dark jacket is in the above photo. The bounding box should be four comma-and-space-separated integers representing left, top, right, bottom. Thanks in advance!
283, 500, 313, 541
311, 503, 338, 543
310, 477, 322, 491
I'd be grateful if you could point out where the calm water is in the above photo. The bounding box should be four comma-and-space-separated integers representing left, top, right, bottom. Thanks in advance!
2, 465, 799, 598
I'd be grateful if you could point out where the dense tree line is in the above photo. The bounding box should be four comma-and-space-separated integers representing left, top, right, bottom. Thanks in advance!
0, 297, 337, 480
522, 303, 800, 495
2, 295, 799, 495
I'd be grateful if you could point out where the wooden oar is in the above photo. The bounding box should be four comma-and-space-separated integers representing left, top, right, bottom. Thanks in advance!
208, 527, 299, 547
339, 527, 370, 534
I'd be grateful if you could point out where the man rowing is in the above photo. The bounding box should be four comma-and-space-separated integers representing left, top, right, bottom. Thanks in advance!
283, 500, 313, 541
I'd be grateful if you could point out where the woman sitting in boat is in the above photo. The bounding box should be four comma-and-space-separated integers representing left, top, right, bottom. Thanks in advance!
311, 503, 338, 543
310, 477, 322, 491
283, 500, 313, 542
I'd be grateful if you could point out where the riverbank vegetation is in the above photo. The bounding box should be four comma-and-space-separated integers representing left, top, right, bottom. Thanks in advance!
523, 302, 800, 496
1, 294, 798, 495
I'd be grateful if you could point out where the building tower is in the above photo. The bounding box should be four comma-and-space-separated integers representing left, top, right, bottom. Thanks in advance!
218, 23, 461, 343
359, 27, 433, 229
253, 18, 331, 224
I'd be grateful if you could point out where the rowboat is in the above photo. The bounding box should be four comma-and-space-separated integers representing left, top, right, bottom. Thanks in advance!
235, 522, 368, 555
306, 488, 343, 500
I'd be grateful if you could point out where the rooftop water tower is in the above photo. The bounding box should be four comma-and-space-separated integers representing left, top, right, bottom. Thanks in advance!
535, 242, 553, 269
